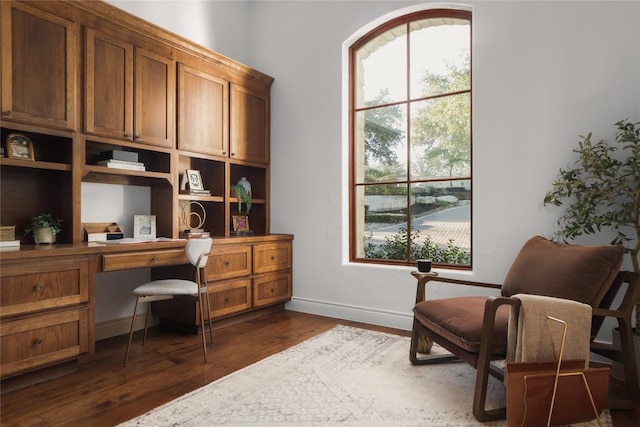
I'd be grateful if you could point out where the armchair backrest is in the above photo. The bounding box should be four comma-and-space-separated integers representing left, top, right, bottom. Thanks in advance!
501, 236, 624, 308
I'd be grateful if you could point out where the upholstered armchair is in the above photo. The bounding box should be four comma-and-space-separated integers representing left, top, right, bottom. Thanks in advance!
409, 236, 639, 422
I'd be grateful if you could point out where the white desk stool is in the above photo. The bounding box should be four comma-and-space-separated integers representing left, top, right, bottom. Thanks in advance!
123, 237, 214, 366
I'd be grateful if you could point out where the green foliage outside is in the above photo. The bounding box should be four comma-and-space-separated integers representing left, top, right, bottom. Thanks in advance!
364, 228, 470, 265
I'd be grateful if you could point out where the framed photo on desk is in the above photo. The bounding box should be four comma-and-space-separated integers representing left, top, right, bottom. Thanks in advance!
134, 215, 156, 239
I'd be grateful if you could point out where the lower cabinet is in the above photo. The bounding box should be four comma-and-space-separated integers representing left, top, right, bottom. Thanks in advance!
152, 238, 293, 330
0, 256, 91, 379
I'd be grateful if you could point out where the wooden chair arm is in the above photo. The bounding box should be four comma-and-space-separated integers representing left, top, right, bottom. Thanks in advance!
411, 271, 502, 304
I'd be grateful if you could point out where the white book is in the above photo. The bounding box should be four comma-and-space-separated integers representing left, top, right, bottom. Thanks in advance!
97, 159, 145, 167
97, 161, 146, 171
0, 240, 20, 247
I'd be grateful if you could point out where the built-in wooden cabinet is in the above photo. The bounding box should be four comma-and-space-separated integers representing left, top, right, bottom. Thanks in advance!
0, 0, 292, 385
230, 84, 269, 164
0, 0, 275, 243
0, 256, 91, 379
85, 27, 175, 147
177, 63, 228, 157
0, 1, 77, 131
152, 237, 292, 331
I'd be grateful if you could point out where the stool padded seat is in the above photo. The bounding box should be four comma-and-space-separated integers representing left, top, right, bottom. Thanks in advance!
133, 279, 198, 296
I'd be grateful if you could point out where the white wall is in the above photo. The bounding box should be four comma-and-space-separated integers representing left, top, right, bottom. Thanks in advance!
94, 1, 640, 339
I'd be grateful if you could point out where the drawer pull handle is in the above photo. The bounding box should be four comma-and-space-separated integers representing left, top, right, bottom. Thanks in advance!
225, 297, 232, 302
225, 261, 231, 266
33, 283, 44, 292
33, 338, 43, 345
270, 256, 276, 261
151, 256, 159, 263
3, 110, 11, 117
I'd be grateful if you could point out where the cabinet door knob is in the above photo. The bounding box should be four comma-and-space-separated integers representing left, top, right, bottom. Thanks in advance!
225, 296, 232, 302
134, 134, 141, 140
225, 261, 231, 266
2, 110, 11, 117
33, 338, 43, 345
151, 256, 159, 263
124, 132, 133, 139
33, 283, 44, 292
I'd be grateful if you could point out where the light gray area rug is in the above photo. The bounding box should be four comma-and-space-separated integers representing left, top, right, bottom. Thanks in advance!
119, 325, 611, 427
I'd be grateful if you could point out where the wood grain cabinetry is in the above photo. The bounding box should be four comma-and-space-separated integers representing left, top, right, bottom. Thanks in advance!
0, 0, 290, 383
1, 0, 275, 243
0, 1, 77, 131
230, 84, 269, 164
177, 63, 228, 157
0, 256, 91, 379
152, 237, 293, 330
85, 27, 175, 147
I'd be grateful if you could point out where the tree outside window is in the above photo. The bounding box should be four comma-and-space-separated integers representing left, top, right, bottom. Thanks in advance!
350, 10, 472, 268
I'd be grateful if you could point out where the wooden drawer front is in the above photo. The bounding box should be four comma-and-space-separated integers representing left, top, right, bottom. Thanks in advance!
207, 279, 251, 319
253, 272, 292, 308
1, 309, 89, 378
253, 242, 292, 274
102, 249, 187, 271
0, 259, 89, 317
207, 245, 252, 281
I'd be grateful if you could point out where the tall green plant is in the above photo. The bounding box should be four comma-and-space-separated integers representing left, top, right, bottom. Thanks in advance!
543, 119, 640, 333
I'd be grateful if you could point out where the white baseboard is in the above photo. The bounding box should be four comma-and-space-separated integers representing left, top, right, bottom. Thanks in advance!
286, 297, 414, 331
95, 313, 159, 341
97, 299, 413, 340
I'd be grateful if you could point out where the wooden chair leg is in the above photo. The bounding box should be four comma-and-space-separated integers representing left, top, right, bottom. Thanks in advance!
123, 297, 141, 367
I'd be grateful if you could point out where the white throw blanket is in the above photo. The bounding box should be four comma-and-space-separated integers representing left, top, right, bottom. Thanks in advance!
506, 294, 592, 366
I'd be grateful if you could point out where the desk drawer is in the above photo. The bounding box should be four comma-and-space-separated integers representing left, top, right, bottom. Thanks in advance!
253, 242, 292, 274
207, 279, 251, 319
207, 245, 252, 281
253, 271, 292, 308
0, 309, 89, 378
0, 259, 89, 317
102, 249, 187, 271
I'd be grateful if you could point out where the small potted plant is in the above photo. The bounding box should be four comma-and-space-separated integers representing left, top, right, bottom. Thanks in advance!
231, 177, 252, 214
24, 213, 62, 244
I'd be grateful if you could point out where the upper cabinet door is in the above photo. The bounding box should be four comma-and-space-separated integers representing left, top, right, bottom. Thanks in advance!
0, 2, 77, 131
84, 28, 134, 141
134, 48, 175, 148
230, 84, 269, 164
177, 63, 228, 157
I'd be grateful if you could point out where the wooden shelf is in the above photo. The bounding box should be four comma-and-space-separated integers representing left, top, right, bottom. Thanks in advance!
178, 194, 224, 203
0, 158, 71, 172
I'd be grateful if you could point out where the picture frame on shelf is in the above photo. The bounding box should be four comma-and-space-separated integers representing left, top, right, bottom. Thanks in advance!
6, 133, 35, 160
133, 215, 156, 239
232, 215, 250, 232
185, 169, 205, 191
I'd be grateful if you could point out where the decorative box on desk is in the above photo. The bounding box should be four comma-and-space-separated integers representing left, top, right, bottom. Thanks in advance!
83, 223, 124, 242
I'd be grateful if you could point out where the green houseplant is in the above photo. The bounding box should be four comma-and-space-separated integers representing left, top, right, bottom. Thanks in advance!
24, 213, 63, 244
231, 184, 252, 214
543, 119, 639, 334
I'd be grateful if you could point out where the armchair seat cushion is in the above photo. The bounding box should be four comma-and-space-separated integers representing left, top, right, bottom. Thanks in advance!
413, 296, 510, 355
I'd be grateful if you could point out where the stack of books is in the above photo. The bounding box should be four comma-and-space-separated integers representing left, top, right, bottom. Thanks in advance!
179, 229, 211, 239
0, 225, 20, 248
180, 189, 211, 196
97, 150, 145, 171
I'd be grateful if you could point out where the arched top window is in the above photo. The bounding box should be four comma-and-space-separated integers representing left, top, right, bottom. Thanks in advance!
349, 8, 472, 268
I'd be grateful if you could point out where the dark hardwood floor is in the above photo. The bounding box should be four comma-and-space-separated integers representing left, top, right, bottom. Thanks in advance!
1, 310, 638, 426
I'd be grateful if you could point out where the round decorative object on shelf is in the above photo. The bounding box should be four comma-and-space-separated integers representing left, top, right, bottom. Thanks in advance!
181, 201, 207, 231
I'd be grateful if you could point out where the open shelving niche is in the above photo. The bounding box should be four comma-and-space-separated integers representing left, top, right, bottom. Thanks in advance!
0, 125, 74, 243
